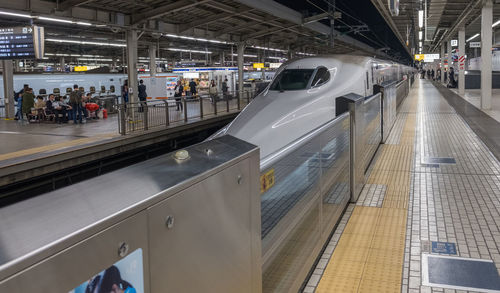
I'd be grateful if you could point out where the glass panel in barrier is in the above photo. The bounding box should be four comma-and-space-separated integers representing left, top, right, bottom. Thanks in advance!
261, 113, 350, 292
363, 94, 382, 173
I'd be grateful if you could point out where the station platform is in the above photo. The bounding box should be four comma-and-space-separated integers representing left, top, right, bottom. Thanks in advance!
450, 88, 500, 123
304, 79, 500, 292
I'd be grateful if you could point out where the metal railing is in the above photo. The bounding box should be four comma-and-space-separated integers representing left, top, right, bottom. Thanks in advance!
117, 90, 257, 135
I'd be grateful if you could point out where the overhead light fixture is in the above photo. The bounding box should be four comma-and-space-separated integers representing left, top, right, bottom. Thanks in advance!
466, 33, 479, 42
38, 16, 73, 24
266, 56, 286, 60
419, 41, 422, 47
164, 34, 230, 45
418, 10, 424, 28
419, 31, 423, 41
75, 22, 91, 26
0, 10, 32, 18
167, 48, 212, 54
297, 52, 315, 56
231, 53, 257, 58
493, 19, 500, 28
45, 38, 126, 47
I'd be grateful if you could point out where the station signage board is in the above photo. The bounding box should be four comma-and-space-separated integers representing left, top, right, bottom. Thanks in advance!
269, 62, 282, 69
253, 63, 265, 69
414, 54, 439, 62
451, 39, 458, 47
414, 54, 424, 61
469, 42, 481, 48
0, 26, 44, 60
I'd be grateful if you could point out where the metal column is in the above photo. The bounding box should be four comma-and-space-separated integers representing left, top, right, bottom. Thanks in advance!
448, 39, 453, 81
458, 27, 466, 95
149, 45, 157, 77
481, 0, 493, 110
2, 60, 14, 118
126, 29, 138, 104
441, 43, 445, 83
59, 57, 65, 72
237, 42, 245, 108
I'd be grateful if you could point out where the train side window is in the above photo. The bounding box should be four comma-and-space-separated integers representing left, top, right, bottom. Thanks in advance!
79, 87, 84, 92
53, 88, 60, 95
311, 67, 330, 87
101, 85, 106, 93
39, 89, 46, 95
90, 86, 96, 93
66, 88, 72, 93
110, 85, 115, 93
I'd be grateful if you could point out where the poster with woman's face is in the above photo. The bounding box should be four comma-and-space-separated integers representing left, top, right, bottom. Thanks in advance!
69, 248, 144, 293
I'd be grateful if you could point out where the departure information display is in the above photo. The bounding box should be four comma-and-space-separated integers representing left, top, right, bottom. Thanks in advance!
0, 26, 44, 60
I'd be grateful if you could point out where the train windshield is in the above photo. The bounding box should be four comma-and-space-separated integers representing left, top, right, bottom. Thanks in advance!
269, 69, 315, 91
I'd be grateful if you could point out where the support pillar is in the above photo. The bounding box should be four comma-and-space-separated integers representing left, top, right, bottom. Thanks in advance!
458, 27, 466, 95
481, 0, 493, 110
126, 29, 138, 104
441, 43, 445, 83
149, 45, 156, 77
448, 39, 453, 82
237, 42, 246, 102
2, 60, 15, 119
60, 57, 65, 72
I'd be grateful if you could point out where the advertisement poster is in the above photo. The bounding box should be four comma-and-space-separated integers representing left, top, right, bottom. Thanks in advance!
69, 248, 144, 293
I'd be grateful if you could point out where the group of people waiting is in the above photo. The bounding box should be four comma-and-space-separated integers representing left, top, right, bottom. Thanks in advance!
420, 67, 456, 88
15, 84, 101, 124
172, 78, 231, 111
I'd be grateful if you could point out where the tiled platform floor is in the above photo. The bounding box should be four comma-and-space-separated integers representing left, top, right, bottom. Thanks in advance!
304, 79, 500, 292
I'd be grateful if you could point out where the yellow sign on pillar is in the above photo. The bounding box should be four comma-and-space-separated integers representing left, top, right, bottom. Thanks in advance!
414, 54, 424, 61
253, 63, 265, 69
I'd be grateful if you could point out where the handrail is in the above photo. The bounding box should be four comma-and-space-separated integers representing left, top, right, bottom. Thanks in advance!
260, 112, 350, 171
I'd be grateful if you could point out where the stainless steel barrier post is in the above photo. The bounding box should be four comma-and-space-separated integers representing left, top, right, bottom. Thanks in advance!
164, 100, 170, 127
336, 93, 365, 202
183, 98, 188, 122
214, 98, 217, 115
119, 104, 126, 135
237, 91, 241, 110
199, 97, 203, 119
226, 95, 230, 112
143, 102, 149, 131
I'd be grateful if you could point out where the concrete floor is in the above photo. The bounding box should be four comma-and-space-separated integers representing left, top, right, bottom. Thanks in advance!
0, 115, 118, 155
450, 88, 500, 123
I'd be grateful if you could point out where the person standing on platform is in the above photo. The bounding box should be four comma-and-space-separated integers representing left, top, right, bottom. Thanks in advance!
138, 79, 147, 112
69, 84, 83, 124
189, 79, 197, 98
15, 84, 28, 120
431, 69, 435, 80
21, 87, 34, 121
121, 80, 129, 104
222, 78, 229, 99
209, 79, 218, 104
174, 80, 183, 111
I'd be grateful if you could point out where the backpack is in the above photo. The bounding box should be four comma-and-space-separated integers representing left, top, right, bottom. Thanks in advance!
69, 90, 81, 104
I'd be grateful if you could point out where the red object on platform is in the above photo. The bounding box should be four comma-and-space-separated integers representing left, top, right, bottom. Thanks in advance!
85, 103, 99, 111
103, 108, 108, 119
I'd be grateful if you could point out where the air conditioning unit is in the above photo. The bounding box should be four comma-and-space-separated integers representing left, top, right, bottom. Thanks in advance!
388, 0, 400, 16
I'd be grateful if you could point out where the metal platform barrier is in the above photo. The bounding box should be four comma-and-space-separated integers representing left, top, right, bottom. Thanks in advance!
118, 91, 256, 135
0, 136, 262, 293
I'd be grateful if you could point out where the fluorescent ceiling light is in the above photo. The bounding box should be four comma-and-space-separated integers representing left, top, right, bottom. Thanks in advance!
0, 10, 32, 18
164, 34, 229, 44
266, 56, 286, 60
418, 10, 424, 28
38, 16, 73, 23
46, 38, 126, 47
419, 31, 422, 41
466, 33, 479, 42
76, 22, 91, 26
231, 53, 257, 57
419, 41, 422, 47
167, 48, 212, 54
493, 19, 500, 28
296, 52, 314, 56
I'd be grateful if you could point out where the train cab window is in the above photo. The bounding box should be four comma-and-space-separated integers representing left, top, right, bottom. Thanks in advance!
110, 85, 115, 93
269, 69, 315, 91
311, 67, 330, 88
101, 85, 106, 93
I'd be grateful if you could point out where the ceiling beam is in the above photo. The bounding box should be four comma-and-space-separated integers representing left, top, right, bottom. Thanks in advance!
242, 24, 298, 40
57, 0, 96, 11
131, 0, 212, 25
178, 12, 233, 33
370, 0, 411, 56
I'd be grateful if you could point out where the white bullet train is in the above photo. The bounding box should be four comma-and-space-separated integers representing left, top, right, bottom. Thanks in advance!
211, 55, 414, 159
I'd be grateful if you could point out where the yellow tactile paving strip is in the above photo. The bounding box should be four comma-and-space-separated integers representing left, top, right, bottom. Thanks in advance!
0, 133, 117, 162
317, 93, 418, 293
